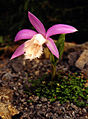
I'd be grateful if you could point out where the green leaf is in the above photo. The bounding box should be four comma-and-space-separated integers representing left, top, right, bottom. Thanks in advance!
56, 34, 65, 59
50, 53, 55, 65
49, 98, 56, 102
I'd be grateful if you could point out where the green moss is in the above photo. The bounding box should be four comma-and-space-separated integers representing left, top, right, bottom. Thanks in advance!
25, 72, 88, 107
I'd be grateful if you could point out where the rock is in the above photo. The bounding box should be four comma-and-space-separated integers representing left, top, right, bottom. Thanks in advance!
58, 42, 88, 73
64, 42, 77, 52
75, 50, 88, 69
70, 103, 78, 110
41, 97, 48, 102
65, 42, 88, 51
0, 87, 19, 119
68, 51, 80, 66
0, 103, 19, 119
35, 70, 39, 76
9, 58, 24, 73
2, 72, 13, 80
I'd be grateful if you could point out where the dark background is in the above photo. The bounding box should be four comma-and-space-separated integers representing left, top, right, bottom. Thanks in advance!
0, 0, 88, 44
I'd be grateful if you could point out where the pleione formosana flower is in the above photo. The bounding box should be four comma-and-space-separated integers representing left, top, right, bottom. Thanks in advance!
11, 11, 77, 60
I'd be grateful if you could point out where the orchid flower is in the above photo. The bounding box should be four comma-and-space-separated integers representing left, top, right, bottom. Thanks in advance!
11, 11, 77, 60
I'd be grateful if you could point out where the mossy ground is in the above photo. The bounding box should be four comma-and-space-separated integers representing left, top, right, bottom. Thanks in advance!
24, 71, 88, 107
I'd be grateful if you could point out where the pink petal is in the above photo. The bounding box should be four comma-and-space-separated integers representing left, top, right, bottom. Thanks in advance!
15, 29, 37, 42
46, 38, 59, 58
28, 11, 46, 36
46, 24, 78, 38
10, 43, 25, 60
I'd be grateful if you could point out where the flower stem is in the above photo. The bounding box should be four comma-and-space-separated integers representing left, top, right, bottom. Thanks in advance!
51, 64, 56, 80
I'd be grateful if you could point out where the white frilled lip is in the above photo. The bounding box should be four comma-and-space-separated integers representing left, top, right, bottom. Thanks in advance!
33, 34, 47, 45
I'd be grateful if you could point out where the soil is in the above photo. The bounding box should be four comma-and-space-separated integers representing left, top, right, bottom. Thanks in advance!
0, 43, 88, 119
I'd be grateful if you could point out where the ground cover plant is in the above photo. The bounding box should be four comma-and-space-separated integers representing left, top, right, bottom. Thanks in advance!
24, 72, 88, 107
